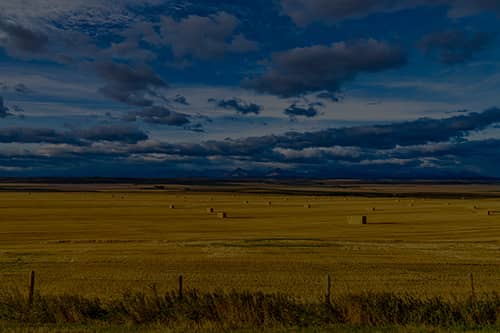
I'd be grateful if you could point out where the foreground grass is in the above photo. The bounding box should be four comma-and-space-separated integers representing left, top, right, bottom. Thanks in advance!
1, 290, 500, 332
2, 323, 500, 333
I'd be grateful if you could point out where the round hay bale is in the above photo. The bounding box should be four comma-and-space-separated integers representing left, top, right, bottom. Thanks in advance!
304, 204, 312, 208
217, 212, 227, 219
206, 208, 214, 213
169, 204, 175, 209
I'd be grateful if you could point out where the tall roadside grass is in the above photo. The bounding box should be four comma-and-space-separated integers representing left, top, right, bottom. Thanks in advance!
0, 289, 499, 330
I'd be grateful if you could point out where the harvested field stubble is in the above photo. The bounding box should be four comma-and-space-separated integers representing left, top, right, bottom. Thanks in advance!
0, 188, 500, 303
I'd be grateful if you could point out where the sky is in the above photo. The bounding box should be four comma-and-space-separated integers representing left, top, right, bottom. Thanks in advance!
1, 0, 500, 178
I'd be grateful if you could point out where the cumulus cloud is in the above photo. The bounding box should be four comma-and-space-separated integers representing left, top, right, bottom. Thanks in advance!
158, 11, 258, 60
0, 17, 49, 57
209, 97, 262, 115
420, 30, 495, 65
245, 39, 406, 97
94, 62, 168, 107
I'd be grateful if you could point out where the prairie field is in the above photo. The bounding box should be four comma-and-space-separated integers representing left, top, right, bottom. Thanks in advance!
1, 182, 500, 301
2, 182, 500, 332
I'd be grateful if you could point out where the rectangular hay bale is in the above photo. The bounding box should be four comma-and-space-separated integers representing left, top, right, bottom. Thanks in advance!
347, 215, 367, 225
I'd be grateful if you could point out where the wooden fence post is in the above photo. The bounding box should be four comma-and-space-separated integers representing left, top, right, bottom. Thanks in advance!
470, 273, 475, 301
28, 271, 35, 306
179, 275, 183, 300
325, 274, 331, 305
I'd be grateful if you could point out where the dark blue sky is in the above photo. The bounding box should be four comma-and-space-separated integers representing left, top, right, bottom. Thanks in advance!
1, 0, 500, 178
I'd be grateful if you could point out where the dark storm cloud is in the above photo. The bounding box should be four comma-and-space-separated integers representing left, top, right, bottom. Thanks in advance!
245, 39, 406, 97
158, 11, 258, 60
0, 17, 49, 56
71, 124, 149, 144
284, 103, 320, 118
281, 0, 500, 25
124, 106, 191, 126
0, 96, 12, 118
209, 97, 262, 115
4, 108, 500, 178
0, 124, 148, 145
0, 127, 79, 144
420, 30, 495, 65
94, 62, 168, 107
138, 107, 500, 158
275, 107, 500, 150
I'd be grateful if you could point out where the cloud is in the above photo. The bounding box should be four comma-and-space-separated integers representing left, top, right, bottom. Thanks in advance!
11, 105, 24, 113
420, 30, 495, 65
280, 0, 408, 26
0, 17, 49, 57
0, 127, 78, 144
71, 124, 149, 144
158, 12, 258, 60
280, 0, 500, 26
0, 96, 12, 118
446, 0, 500, 18
316, 91, 342, 102
170, 94, 190, 106
13, 83, 32, 94
209, 97, 262, 115
124, 106, 191, 126
0, 1, 162, 29
3, 108, 500, 178
0, 124, 148, 144
284, 103, 320, 118
245, 39, 406, 97
0, 82, 33, 94
94, 62, 168, 107
139, 107, 500, 158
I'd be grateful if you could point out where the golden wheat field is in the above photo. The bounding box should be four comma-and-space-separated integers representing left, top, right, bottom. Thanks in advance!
1, 182, 500, 302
